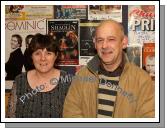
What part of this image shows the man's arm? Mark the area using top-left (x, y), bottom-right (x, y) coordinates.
top-left (136, 74), bottom-right (155, 118)
top-left (63, 75), bottom-right (83, 118)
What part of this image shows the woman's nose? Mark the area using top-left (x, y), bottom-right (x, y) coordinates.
top-left (41, 53), bottom-right (46, 61)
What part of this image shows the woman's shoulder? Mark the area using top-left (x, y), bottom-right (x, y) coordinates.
top-left (15, 72), bottom-right (27, 81)
top-left (14, 72), bottom-right (28, 91)
top-left (60, 69), bottom-right (68, 76)
top-left (58, 70), bottom-right (72, 86)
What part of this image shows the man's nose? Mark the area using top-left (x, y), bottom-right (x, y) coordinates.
top-left (102, 40), bottom-right (108, 48)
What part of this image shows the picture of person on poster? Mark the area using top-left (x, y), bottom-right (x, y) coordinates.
top-left (5, 34), bottom-right (24, 80)
top-left (144, 55), bottom-right (155, 77)
top-left (126, 46), bottom-right (141, 67)
top-left (24, 34), bottom-right (34, 71)
top-left (66, 31), bottom-right (78, 48)
top-left (66, 31), bottom-right (79, 60)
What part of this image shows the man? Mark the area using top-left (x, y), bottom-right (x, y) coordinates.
top-left (24, 34), bottom-right (34, 71)
top-left (63, 20), bottom-right (154, 118)
top-left (5, 34), bottom-right (24, 80)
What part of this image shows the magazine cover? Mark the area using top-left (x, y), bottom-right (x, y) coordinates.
top-left (5, 18), bottom-right (46, 82)
top-left (5, 5), bottom-right (25, 20)
top-left (47, 19), bottom-right (79, 66)
top-left (54, 5), bottom-right (87, 19)
top-left (126, 45), bottom-right (142, 68)
top-left (128, 5), bottom-right (155, 45)
top-left (80, 20), bottom-right (100, 65)
top-left (142, 43), bottom-right (155, 80)
top-left (88, 5), bottom-right (122, 22)
top-left (5, 5), bottom-right (54, 20)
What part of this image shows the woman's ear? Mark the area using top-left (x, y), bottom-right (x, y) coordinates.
top-left (122, 35), bottom-right (128, 49)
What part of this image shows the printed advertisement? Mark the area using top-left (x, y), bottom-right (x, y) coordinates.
top-left (128, 5), bottom-right (155, 45)
top-left (5, 5), bottom-right (54, 20)
top-left (88, 5), bottom-right (122, 22)
top-left (80, 20), bottom-right (100, 65)
top-left (47, 19), bottom-right (79, 66)
top-left (54, 5), bottom-right (87, 19)
top-left (142, 43), bottom-right (155, 80)
top-left (5, 19), bottom-right (46, 85)
top-left (126, 45), bottom-right (142, 68)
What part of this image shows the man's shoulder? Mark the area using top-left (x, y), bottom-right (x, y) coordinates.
top-left (75, 66), bottom-right (91, 76)
top-left (124, 62), bottom-right (151, 80)
top-left (12, 48), bottom-right (24, 56)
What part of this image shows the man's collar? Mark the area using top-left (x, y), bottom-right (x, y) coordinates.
top-left (87, 55), bottom-right (100, 74)
top-left (99, 54), bottom-right (125, 77)
top-left (87, 52), bottom-right (128, 75)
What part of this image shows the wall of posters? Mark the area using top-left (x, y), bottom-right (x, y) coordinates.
top-left (128, 5), bottom-right (155, 81)
top-left (5, 5), bottom-right (156, 84)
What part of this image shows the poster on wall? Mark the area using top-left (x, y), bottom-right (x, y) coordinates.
top-left (142, 43), bottom-right (155, 80)
top-left (54, 5), bottom-right (87, 19)
top-left (5, 5), bottom-right (54, 20)
top-left (80, 20), bottom-right (100, 65)
top-left (5, 19), bottom-right (46, 89)
top-left (126, 45), bottom-right (142, 68)
top-left (128, 5), bottom-right (155, 45)
top-left (88, 5), bottom-right (122, 22)
top-left (47, 19), bottom-right (79, 66)
top-left (5, 5), bottom-right (25, 20)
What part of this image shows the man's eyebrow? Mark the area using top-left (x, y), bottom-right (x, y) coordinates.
top-left (96, 37), bottom-right (104, 40)
top-left (107, 36), bottom-right (117, 38)
top-left (96, 36), bottom-right (116, 39)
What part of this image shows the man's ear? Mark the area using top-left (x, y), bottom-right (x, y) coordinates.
top-left (122, 35), bottom-right (128, 49)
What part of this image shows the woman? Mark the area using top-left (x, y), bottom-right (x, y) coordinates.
top-left (6, 33), bottom-right (71, 118)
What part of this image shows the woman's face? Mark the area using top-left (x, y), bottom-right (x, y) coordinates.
top-left (32, 48), bottom-right (57, 73)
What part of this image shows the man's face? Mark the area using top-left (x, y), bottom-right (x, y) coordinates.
top-left (146, 57), bottom-right (155, 76)
top-left (11, 37), bottom-right (19, 49)
top-left (95, 22), bottom-right (127, 65)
